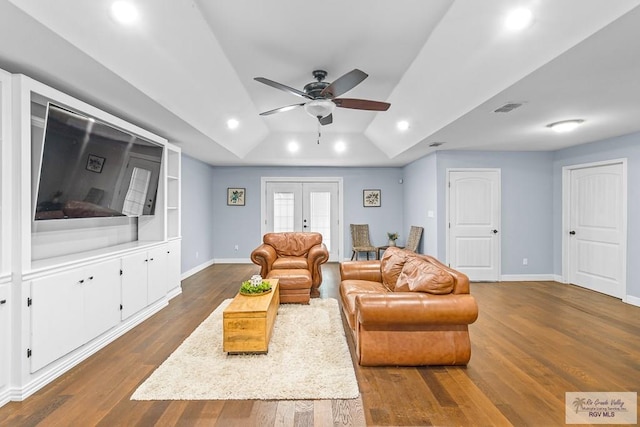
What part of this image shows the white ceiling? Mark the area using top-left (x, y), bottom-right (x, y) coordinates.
top-left (2, 0), bottom-right (640, 167)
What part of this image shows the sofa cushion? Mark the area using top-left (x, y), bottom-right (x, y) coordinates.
top-left (380, 247), bottom-right (412, 291)
top-left (394, 257), bottom-right (455, 294)
top-left (340, 280), bottom-right (388, 329)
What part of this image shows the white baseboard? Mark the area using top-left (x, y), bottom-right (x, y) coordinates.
top-left (212, 258), bottom-right (251, 264)
top-left (624, 294), bottom-right (640, 307)
top-left (181, 259), bottom-right (215, 280)
top-left (500, 274), bottom-right (557, 282)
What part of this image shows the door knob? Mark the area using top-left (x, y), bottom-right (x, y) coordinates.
top-left (492, 229), bottom-right (499, 234)
top-left (569, 230), bottom-right (576, 235)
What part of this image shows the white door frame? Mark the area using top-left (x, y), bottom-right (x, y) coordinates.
top-left (261, 176), bottom-right (343, 261)
top-left (561, 158), bottom-right (627, 300)
top-left (445, 168), bottom-right (501, 280)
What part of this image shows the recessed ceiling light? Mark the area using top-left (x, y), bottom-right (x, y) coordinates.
top-left (226, 118), bottom-right (239, 130)
top-left (397, 120), bottom-right (410, 131)
top-left (110, 1), bottom-right (139, 25)
top-left (547, 119), bottom-right (585, 133)
top-left (334, 140), bottom-right (346, 153)
top-left (505, 8), bottom-right (533, 31)
top-left (287, 141), bottom-right (299, 153)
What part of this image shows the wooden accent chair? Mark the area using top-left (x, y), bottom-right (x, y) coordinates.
top-left (405, 226), bottom-right (424, 252)
top-left (350, 224), bottom-right (377, 260)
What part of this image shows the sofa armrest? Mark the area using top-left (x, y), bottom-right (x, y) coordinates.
top-left (355, 293), bottom-right (478, 326)
top-left (307, 243), bottom-right (329, 286)
top-left (340, 261), bottom-right (382, 282)
top-left (250, 244), bottom-right (277, 278)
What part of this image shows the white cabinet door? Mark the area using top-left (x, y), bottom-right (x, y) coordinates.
top-left (83, 259), bottom-right (121, 341)
top-left (147, 246), bottom-right (168, 304)
top-left (166, 240), bottom-right (181, 293)
top-left (31, 269), bottom-right (85, 373)
top-left (121, 252), bottom-right (149, 320)
top-left (0, 284), bottom-right (8, 388)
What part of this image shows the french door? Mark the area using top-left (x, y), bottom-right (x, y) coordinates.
top-left (263, 180), bottom-right (340, 261)
top-left (447, 169), bottom-right (501, 281)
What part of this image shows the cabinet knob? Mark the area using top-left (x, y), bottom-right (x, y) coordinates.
top-left (0, 299), bottom-right (6, 305)
top-left (79, 279), bottom-right (85, 284)
top-left (89, 276), bottom-right (94, 280)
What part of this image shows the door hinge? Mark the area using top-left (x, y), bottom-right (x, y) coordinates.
top-left (27, 348), bottom-right (32, 358)
top-left (27, 297), bottom-right (32, 307)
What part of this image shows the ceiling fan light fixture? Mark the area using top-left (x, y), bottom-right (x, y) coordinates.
top-left (547, 119), bottom-right (584, 133)
top-left (304, 99), bottom-right (335, 118)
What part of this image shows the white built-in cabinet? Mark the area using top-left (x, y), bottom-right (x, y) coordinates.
top-left (0, 284), bottom-right (8, 391)
top-left (30, 259), bottom-right (121, 373)
top-left (2, 73), bottom-right (182, 406)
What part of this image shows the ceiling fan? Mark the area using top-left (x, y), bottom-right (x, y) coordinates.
top-left (254, 69), bottom-right (391, 126)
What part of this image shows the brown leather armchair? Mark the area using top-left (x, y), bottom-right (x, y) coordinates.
top-left (251, 232), bottom-right (329, 299)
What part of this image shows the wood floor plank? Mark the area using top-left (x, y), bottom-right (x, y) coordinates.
top-left (1, 264), bottom-right (639, 426)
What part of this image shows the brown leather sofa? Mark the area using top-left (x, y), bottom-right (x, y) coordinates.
top-left (339, 246), bottom-right (478, 366)
top-left (251, 232), bottom-right (329, 302)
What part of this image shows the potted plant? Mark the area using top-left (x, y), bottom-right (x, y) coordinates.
top-left (387, 232), bottom-right (399, 247)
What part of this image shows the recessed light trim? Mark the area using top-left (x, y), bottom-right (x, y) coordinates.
top-left (397, 120), bottom-right (410, 131)
top-left (505, 8), bottom-right (533, 31)
top-left (226, 118), bottom-right (239, 130)
top-left (334, 140), bottom-right (346, 153)
top-left (287, 141), bottom-right (299, 153)
top-left (547, 119), bottom-right (584, 133)
top-left (110, 1), bottom-right (139, 25)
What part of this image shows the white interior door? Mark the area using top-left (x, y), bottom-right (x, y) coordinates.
top-left (447, 169), bottom-right (501, 281)
top-left (265, 181), bottom-right (339, 261)
top-left (567, 162), bottom-right (626, 298)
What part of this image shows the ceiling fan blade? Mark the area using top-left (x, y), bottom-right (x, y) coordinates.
top-left (318, 114), bottom-right (333, 126)
top-left (254, 77), bottom-right (311, 99)
top-left (333, 98), bottom-right (391, 111)
top-left (320, 69), bottom-right (368, 98)
top-left (259, 103), bottom-right (305, 116)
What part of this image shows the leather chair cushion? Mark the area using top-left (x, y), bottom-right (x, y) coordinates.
top-left (394, 257), bottom-right (454, 294)
top-left (273, 256), bottom-right (308, 270)
top-left (380, 246), bottom-right (412, 291)
top-left (264, 233), bottom-right (323, 257)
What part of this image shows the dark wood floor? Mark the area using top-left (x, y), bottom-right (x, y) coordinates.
top-left (1, 262), bottom-right (638, 426)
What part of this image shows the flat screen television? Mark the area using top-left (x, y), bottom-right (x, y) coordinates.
top-left (34, 103), bottom-right (164, 221)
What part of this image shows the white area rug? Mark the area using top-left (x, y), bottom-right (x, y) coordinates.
top-left (131, 298), bottom-right (359, 400)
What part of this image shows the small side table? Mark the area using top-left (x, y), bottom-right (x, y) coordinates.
top-left (377, 245), bottom-right (404, 259)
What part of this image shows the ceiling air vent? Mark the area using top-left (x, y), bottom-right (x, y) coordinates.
top-left (494, 102), bottom-right (523, 113)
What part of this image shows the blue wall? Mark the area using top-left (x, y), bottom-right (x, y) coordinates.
top-left (179, 131), bottom-right (640, 301)
top-left (552, 132), bottom-right (640, 299)
top-left (209, 166), bottom-right (404, 260)
top-left (180, 154), bottom-right (215, 274)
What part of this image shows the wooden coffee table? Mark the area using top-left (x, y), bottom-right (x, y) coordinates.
top-left (223, 279), bottom-right (279, 354)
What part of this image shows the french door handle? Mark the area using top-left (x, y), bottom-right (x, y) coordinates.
top-left (569, 230), bottom-right (576, 235)
top-left (492, 229), bottom-right (499, 234)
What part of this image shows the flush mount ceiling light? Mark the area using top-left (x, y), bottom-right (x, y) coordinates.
top-left (226, 118), bottom-right (239, 130)
top-left (303, 99), bottom-right (335, 119)
top-left (397, 120), bottom-right (410, 131)
top-left (505, 7), bottom-right (533, 30)
top-left (547, 119), bottom-right (585, 133)
top-left (110, 1), bottom-right (139, 25)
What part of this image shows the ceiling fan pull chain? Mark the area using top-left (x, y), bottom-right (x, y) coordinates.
top-left (317, 121), bottom-right (321, 144)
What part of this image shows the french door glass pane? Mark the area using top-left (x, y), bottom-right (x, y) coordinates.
top-left (122, 167), bottom-right (151, 216)
top-left (310, 191), bottom-right (331, 251)
top-left (273, 192), bottom-right (294, 232)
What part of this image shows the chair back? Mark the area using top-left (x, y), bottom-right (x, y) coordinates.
top-left (350, 224), bottom-right (373, 247)
top-left (405, 226), bottom-right (424, 252)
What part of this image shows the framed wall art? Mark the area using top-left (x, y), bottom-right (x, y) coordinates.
top-left (363, 189), bottom-right (381, 207)
top-left (86, 154), bottom-right (105, 173)
top-left (227, 188), bottom-right (246, 206)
